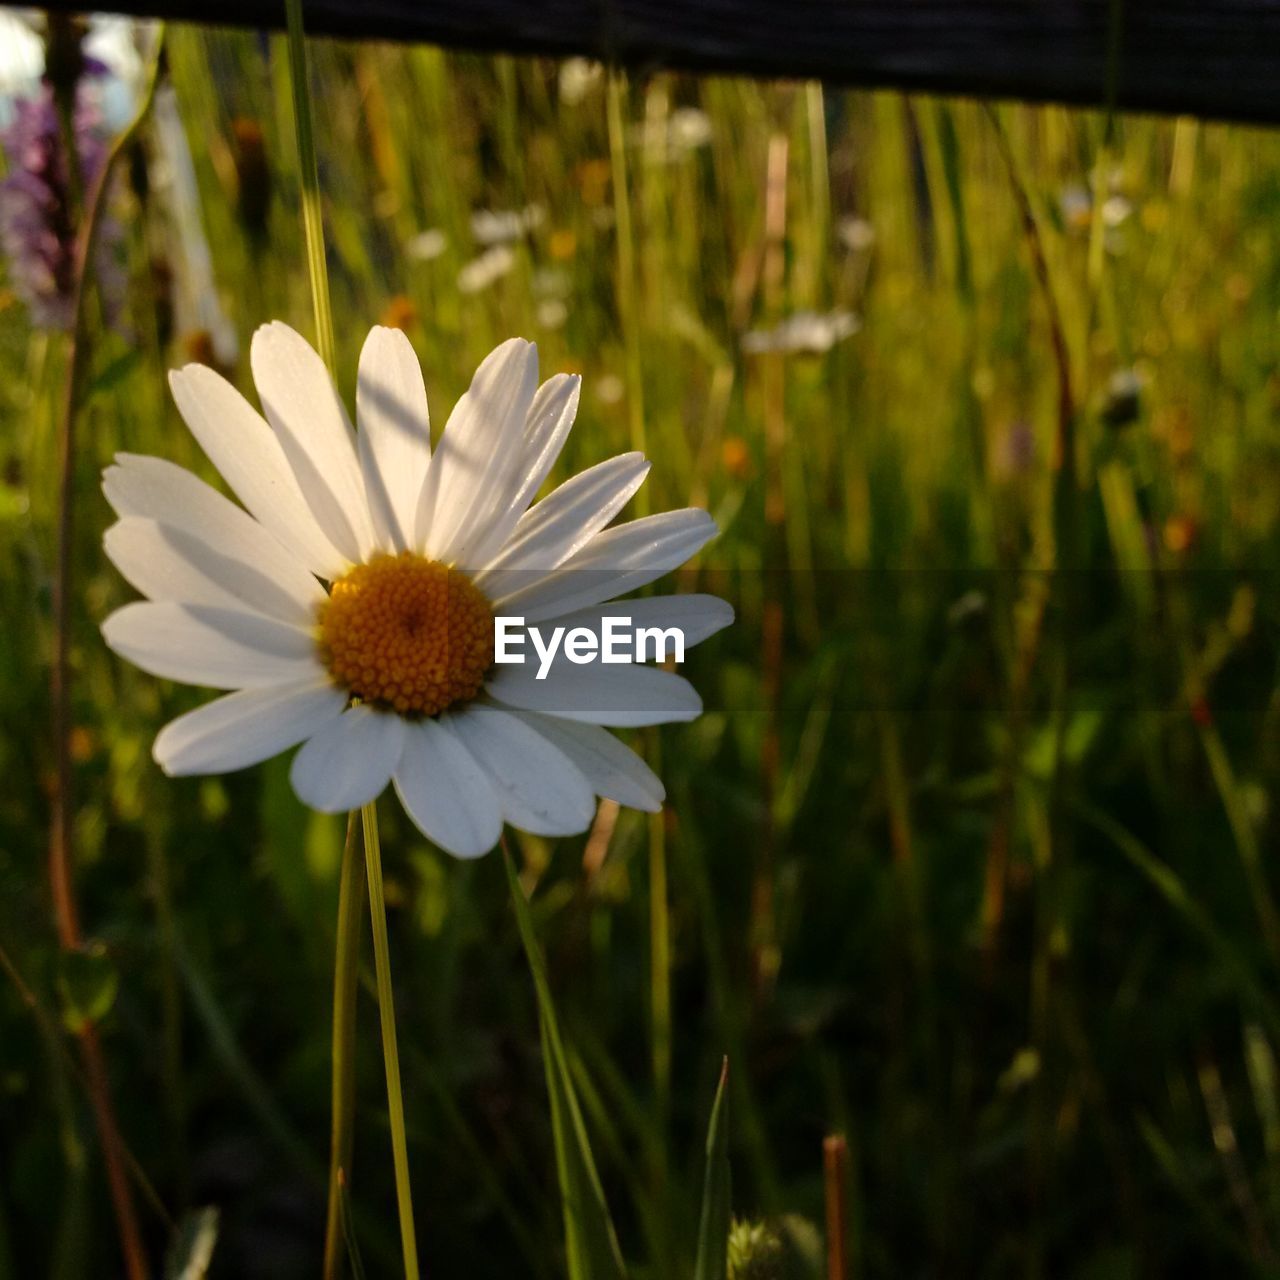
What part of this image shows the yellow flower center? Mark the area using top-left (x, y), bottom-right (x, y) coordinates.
top-left (318, 552), bottom-right (494, 716)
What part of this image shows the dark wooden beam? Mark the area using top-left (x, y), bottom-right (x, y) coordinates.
top-left (24, 0), bottom-right (1280, 124)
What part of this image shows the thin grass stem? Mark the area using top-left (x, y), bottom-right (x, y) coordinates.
top-left (363, 800), bottom-right (421, 1280)
top-left (324, 811), bottom-right (366, 1280)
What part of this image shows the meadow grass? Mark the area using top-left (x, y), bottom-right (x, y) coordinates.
top-left (3, 21), bottom-right (1280, 1278)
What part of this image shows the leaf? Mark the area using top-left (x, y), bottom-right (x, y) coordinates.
top-left (165, 1206), bottom-right (219, 1279)
top-left (56, 942), bottom-right (119, 1034)
top-left (503, 845), bottom-right (628, 1280)
top-left (694, 1058), bottom-right (731, 1280)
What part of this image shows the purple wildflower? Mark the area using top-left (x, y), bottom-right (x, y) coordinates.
top-left (0, 66), bottom-right (121, 330)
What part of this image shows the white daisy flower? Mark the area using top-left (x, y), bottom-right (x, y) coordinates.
top-left (100, 324), bottom-right (731, 858)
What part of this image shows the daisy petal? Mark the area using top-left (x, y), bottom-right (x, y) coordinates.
top-left (167, 365), bottom-right (347, 578)
top-left (104, 516), bottom-right (325, 626)
top-left (289, 705), bottom-right (405, 813)
top-left (493, 508), bottom-right (718, 621)
top-left (153, 678), bottom-right (347, 775)
top-left (469, 372), bottom-right (582, 562)
top-left (357, 325), bottom-right (431, 552)
top-left (446, 705), bottom-right (595, 835)
top-left (506, 710), bottom-right (665, 811)
top-left (250, 322), bottom-right (377, 564)
top-left (393, 718), bottom-right (503, 858)
top-left (487, 661), bottom-right (702, 727)
top-left (415, 338), bottom-right (539, 565)
top-left (540, 594), bottom-right (735, 656)
top-left (102, 602), bottom-right (320, 689)
top-left (473, 452), bottom-right (650, 597)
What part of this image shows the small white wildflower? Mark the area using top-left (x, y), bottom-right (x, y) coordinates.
top-left (405, 228), bottom-right (448, 262)
top-left (595, 373), bottom-right (625, 405)
top-left (536, 298), bottom-right (568, 330)
top-left (471, 204), bottom-right (545, 246)
top-left (457, 244), bottom-right (516, 294)
top-left (668, 107), bottom-right (713, 152)
top-left (837, 216), bottom-right (875, 252)
top-left (1101, 195), bottom-right (1133, 227)
top-left (558, 57), bottom-right (602, 106)
top-left (741, 310), bottom-right (860, 356)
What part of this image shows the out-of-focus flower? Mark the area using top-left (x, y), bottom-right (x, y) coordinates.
top-left (0, 54), bottom-right (120, 329)
top-left (1100, 368), bottom-right (1143, 429)
top-left (548, 228), bottom-right (577, 261)
top-left (595, 372), bottom-right (624, 405)
top-left (457, 244), bottom-right (515, 294)
top-left (380, 294), bottom-right (418, 331)
top-left (1101, 194), bottom-right (1132, 227)
top-left (558, 57), bottom-right (602, 106)
top-left (100, 324), bottom-right (730, 857)
top-left (837, 215), bottom-right (875, 252)
top-left (230, 117), bottom-right (270, 238)
top-left (721, 435), bottom-right (752, 480)
top-left (405, 227), bottom-right (447, 262)
top-left (535, 298), bottom-right (568, 330)
top-left (1163, 513), bottom-right (1198, 556)
top-left (668, 107), bottom-right (712, 152)
top-left (1059, 184), bottom-right (1092, 233)
top-left (471, 203), bottom-right (544, 246)
top-left (741, 309), bottom-right (860, 356)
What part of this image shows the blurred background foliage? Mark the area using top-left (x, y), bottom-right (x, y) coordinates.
top-left (4, 14), bottom-right (1280, 1278)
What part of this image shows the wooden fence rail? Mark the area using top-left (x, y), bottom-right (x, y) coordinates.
top-left (20, 0), bottom-right (1280, 123)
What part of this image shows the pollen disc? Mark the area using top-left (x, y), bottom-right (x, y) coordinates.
top-left (319, 552), bottom-right (494, 716)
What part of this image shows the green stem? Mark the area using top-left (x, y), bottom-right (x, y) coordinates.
top-left (284, 0), bottom-right (336, 368)
top-left (324, 811), bottom-right (365, 1280)
top-left (363, 801), bottom-right (421, 1279)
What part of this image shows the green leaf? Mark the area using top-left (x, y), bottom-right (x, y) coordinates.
top-left (56, 942), bottom-right (119, 1034)
top-left (503, 846), bottom-right (628, 1280)
top-left (165, 1206), bottom-right (219, 1279)
top-left (694, 1058), bottom-right (732, 1280)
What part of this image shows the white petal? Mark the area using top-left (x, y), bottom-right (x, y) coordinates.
top-left (392, 718), bottom-right (503, 858)
top-left (102, 602), bottom-right (320, 689)
top-left (356, 326), bottom-right (431, 552)
top-left (289, 705), bottom-right (405, 813)
top-left (104, 516), bottom-right (324, 626)
top-left (506, 710), bottom-right (665, 812)
top-left (153, 678), bottom-right (347, 775)
top-left (486, 662), bottom-right (702, 727)
top-left (250, 322), bottom-right (377, 564)
top-left (415, 339), bottom-right (539, 565)
top-left (467, 372), bottom-right (582, 563)
top-left (541, 594), bottom-right (735, 655)
top-left (473, 453), bottom-right (649, 598)
top-left (446, 705), bottom-right (595, 835)
top-left (510, 374), bottom-right (580, 514)
top-left (167, 366), bottom-right (347, 578)
top-left (493, 508), bottom-right (718, 621)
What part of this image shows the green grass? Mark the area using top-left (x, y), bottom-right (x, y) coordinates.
top-left (4, 22), bottom-right (1280, 1278)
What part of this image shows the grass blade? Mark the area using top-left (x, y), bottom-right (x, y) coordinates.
top-left (694, 1058), bottom-right (731, 1280)
top-left (502, 841), bottom-right (627, 1280)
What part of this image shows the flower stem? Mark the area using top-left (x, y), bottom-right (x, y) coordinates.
top-left (362, 800), bottom-right (421, 1279)
top-left (284, 0), bottom-right (336, 368)
top-left (50, 31), bottom-right (165, 1280)
top-left (323, 811), bottom-right (365, 1280)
